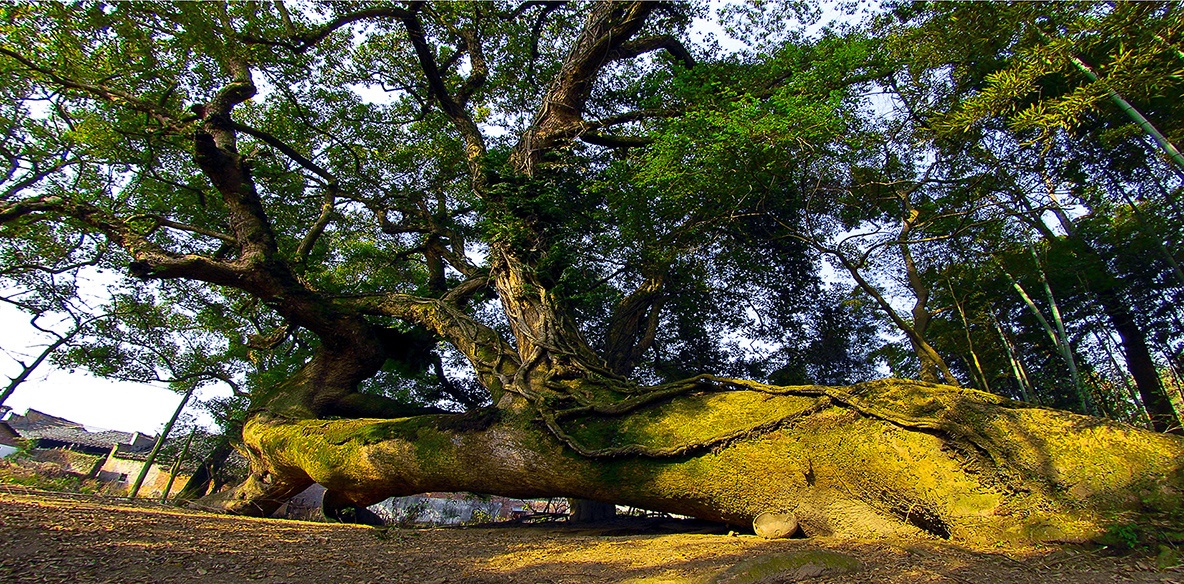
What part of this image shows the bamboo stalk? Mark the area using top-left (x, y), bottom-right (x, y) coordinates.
top-left (160, 427), bottom-right (196, 504)
top-left (129, 386), bottom-right (195, 499)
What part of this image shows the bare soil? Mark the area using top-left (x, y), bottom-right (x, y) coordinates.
top-left (0, 489), bottom-right (1181, 583)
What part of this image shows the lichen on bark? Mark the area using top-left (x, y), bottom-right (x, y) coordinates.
top-left (215, 378), bottom-right (1184, 545)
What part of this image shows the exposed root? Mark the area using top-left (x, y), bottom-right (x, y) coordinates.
top-left (534, 374), bottom-right (1013, 466)
top-left (539, 395), bottom-right (834, 458)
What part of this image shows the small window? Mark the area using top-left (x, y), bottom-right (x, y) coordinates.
top-left (118, 473), bottom-right (128, 482)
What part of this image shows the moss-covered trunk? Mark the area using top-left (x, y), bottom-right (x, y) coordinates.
top-left (212, 379), bottom-right (1183, 544)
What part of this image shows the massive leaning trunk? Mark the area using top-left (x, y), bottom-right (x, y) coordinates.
top-left (211, 377), bottom-right (1184, 545)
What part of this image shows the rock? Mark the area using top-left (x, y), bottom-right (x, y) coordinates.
top-left (752, 511), bottom-right (798, 539)
top-left (711, 550), bottom-right (861, 583)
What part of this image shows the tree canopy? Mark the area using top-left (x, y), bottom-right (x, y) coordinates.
top-left (1, 0), bottom-right (1183, 543)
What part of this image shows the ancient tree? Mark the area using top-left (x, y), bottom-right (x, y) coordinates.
top-left (1, 1), bottom-right (1181, 543)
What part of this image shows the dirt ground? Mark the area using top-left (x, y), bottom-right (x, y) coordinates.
top-left (0, 489), bottom-right (1181, 584)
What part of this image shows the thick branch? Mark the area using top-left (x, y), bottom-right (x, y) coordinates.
top-left (602, 276), bottom-right (664, 375)
top-left (0, 195), bottom-right (245, 285)
top-left (454, 28), bottom-right (488, 107)
top-left (295, 187), bottom-right (337, 264)
top-left (400, 5), bottom-right (487, 184)
top-left (190, 135), bottom-right (275, 258)
top-left (510, 1), bottom-right (657, 174)
top-left (609, 34), bottom-right (696, 68)
top-left (344, 293), bottom-right (521, 400)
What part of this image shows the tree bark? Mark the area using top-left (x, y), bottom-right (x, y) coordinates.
top-left (209, 378), bottom-right (1184, 544)
top-left (1092, 285), bottom-right (1182, 433)
top-left (1036, 195), bottom-right (1181, 433)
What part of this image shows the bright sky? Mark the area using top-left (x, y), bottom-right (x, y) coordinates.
top-left (0, 302), bottom-right (224, 435)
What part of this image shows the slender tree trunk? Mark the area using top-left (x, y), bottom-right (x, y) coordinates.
top-left (948, 281), bottom-right (989, 392)
top-left (999, 264), bottom-right (1091, 413)
top-left (130, 385), bottom-right (195, 499)
top-left (1066, 52), bottom-right (1184, 178)
top-left (899, 208), bottom-right (959, 386)
top-left (161, 428), bottom-right (196, 504)
top-left (828, 252), bottom-right (956, 386)
top-left (1026, 245), bottom-right (1095, 413)
top-left (991, 314), bottom-right (1033, 404)
top-left (1037, 183), bottom-right (1180, 431)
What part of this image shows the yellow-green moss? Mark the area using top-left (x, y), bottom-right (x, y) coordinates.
top-left (564, 391), bottom-right (821, 451)
top-left (236, 379), bottom-right (1184, 545)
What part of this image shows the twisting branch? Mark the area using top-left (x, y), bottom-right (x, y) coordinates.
top-left (230, 121), bottom-right (336, 183)
top-left (0, 313), bottom-right (89, 408)
top-left (238, 6), bottom-right (413, 53)
top-left (293, 7), bottom-right (411, 52)
top-left (400, 4), bottom-right (487, 182)
top-left (453, 28), bottom-right (488, 107)
top-left (510, 1), bottom-right (659, 174)
top-left (1, 160), bottom-right (76, 201)
top-left (295, 186), bottom-right (337, 264)
top-left (608, 35), bottom-right (696, 68)
top-left (246, 323), bottom-right (292, 351)
top-left (602, 275), bottom-right (664, 375)
top-left (522, 1), bottom-right (566, 71)
top-left (343, 292), bottom-right (522, 401)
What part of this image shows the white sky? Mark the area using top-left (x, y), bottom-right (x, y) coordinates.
top-left (1, 304), bottom-right (177, 434)
top-left (0, 301), bottom-right (225, 434)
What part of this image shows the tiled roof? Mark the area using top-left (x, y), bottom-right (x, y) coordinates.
top-left (5, 409), bottom-right (153, 452)
top-left (20, 426), bottom-right (135, 451)
top-left (5, 409), bottom-right (82, 432)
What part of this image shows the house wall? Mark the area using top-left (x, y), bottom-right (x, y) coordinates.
top-left (95, 456), bottom-right (190, 499)
top-left (369, 493), bottom-right (517, 525)
top-left (271, 483), bottom-right (327, 521)
top-left (31, 449), bottom-right (104, 476)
